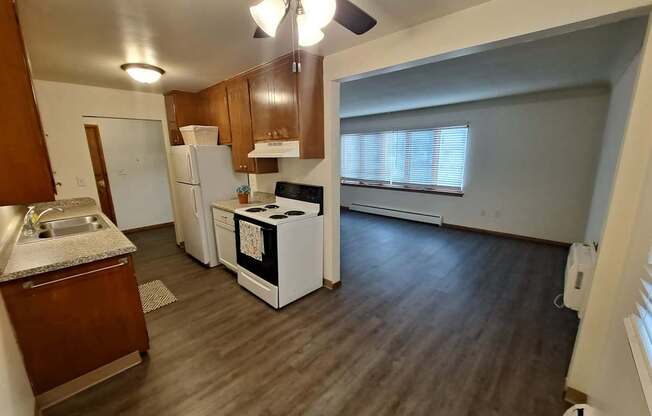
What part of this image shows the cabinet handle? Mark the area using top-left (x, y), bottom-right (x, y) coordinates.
top-left (22, 258), bottom-right (129, 289)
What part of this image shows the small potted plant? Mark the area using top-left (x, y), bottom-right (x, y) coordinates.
top-left (236, 184), bottom-right (251, 204)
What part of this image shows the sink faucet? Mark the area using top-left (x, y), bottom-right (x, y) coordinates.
top-left (24, 206), bottom-right (64, 235)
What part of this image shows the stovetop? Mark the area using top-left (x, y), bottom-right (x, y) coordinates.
top-left (235, 199), bottom-right (319, 225)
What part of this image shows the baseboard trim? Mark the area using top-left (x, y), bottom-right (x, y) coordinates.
top-left (443, 223), bottom-right (571, 247)
top-left (36, 351), bottom-right (142, 410)
top-left (564, 386), bottom-right (588, 404)
top-left (342, 207), bottom-right (569, 247)
top-left (123, 222), bottom-right (174, 234)
top-left (323, 278), bottom-right (341, 290)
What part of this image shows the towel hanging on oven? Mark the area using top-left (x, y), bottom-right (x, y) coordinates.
top-left (239, 220), bottom-right (264, 261)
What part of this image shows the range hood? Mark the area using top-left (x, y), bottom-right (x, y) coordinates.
top-left (248, 140), bottom-right (300, 158)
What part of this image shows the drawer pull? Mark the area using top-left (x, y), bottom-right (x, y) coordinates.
top-left (23, 257), bottom-right (129, 289)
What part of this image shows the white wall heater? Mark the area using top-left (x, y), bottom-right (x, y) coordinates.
top-left (349, 203), bottom-right (443, 226)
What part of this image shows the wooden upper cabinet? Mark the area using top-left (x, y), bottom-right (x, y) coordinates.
top-left (248, 55), bottom-right (300, 142)
top-left (164, 91), bottom-right (203, 146)
top-left (246, 51), bottom-right (323, 159)
top-left (200, 82), bottom-right (232, 144)
top-left (0, 0), bottom-right (56, 204)
top-left (226, 78), bottom-right (277, 174)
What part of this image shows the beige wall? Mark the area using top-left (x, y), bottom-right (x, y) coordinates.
top-left (339, 87), bottom-right (609, 244)
top-left (32, 80), bottom-right (181, 242)
top-left (584, 54), bottom-right (641, 245)
top-left (568, 14), bottom-right (652, 412)
top-left (0, 296), bottom-right (34, 416)
top-left (253, 0), bottom-right (652, 286)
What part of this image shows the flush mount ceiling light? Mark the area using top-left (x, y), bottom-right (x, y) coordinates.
top-left (120, 63), bottom-right (165, 84)
top-left (251, 0), bottom-right (377, 47)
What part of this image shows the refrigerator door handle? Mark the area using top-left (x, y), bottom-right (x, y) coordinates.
top-left (186, 153), bottom-right (193, 181)
top-left (192, 187), bottom-right (199, 218)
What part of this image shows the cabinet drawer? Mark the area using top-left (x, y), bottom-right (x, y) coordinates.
top-left (238, 268), bottom-right (278, 308)
top-left (212, 207), bottom-right (234, 227)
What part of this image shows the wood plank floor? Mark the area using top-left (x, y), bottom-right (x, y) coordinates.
top-left (44, 211), bottom-right (578, 416)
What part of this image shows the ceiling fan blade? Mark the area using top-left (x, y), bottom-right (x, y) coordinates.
top-left (253, 26), bottom-right (270, 38)
top-left (334, 0), bottom-right (377, 35)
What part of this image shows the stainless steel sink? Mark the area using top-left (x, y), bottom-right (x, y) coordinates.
top-left (18, 215), bottom-right (108, 244)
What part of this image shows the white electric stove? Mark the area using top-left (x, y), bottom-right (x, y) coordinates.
top-left (234, 182), bottom-right (324, 309)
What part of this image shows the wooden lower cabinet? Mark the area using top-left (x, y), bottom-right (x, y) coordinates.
top-left (0, 255), bottom-right (149, 395)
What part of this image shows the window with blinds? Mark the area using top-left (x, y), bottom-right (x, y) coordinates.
top-left (625, 264), bottom-right (652, 413)
top-left (341, 125), bottom-right (469, 193)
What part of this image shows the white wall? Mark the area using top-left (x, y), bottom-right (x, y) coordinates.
top-left (338, 87), bottom-right (609, 243)
top-left (0, 296), bottom-right (34, 416)
top-left (251, 0), bottom-right (652, 285)
top-left (567, 13), bottom-right (652, 407)
top-left (584, 54), bottom-right (641, 245)
top-left (83, 117), bottom-right (174, 231)
top-left (587, 142), bottom-right (652, 415)
top-left (33, 80), bottom-right (182, 242)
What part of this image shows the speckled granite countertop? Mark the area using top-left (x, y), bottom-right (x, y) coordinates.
top-left (211, 192), bottom-right (276, 213)
top-left (0, 198), bottom-right (136, 283)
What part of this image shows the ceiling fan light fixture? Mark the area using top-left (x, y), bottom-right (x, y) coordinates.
top-left (120, 63), bottom-right (165, 84)
top-left (250, 0), bottom-right (287, 37)
top-left (296, 13), bottom-right (324, 47)
top-left (301, 0), bottom-right (336, 28)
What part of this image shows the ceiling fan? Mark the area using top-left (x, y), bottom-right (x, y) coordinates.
top-left (250, 0), bottom-right (377, 47)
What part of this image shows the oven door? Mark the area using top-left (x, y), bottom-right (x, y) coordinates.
top-left (234, 214), bottom-right (278, 286)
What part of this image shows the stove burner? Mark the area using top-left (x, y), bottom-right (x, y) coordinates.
top-left (285, 210), bottom-right (305, 216)
top-left (246, 207), bottom-right (266, 213)
top-left (269, 214), bottom-right (288, 220)
top-left (265, 204), bottom-right (279, 209)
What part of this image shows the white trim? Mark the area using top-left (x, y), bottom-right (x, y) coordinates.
top-left (624, 315), bottom-right (652, 415)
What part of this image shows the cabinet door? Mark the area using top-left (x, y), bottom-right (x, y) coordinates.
top-left (0, 1), bottom-right (56, 204)
top-left (249, 57), bottom-right (300, 142)
top-left (0, 255), bottom-right (149, 394)
top-left (226, 78), bottom-right (254, 172)
top-left (164, 91), bottom-right (202, 128)
top-left (203, 83), bottom-right (232, 144)
top-left (168, 123), bottom-right (184, 146)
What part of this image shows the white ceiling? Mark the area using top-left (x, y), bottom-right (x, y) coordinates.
top-left (16, 0), bottom-right (490, 93)
top-left (340, 17), bottom-right (648, 118)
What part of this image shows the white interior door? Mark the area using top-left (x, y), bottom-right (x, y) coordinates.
top-left (175, 182), bottom-right (209, 264)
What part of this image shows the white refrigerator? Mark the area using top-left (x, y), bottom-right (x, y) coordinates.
top-left (171, 145), bottom-right (246, 267)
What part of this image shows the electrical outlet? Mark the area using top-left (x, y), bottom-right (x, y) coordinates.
top-left (494, 210), bottom-right (501, 218)
top-left (76, 177), bottom-right (87, 187)
top-left (480, 209), bottom-right (486, 216)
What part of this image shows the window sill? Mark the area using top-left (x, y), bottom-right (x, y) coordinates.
top-left (340, 181), bottom-right (464, 197)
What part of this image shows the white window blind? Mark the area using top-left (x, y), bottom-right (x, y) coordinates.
top-left (341, 125), bottom-right (468, 193)
top-left (624, 264), bottom-right (652, 414)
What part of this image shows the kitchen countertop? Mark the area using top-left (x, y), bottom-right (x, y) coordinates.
top-left (211, 192), bottom-right (276, 213)
top-left (0, 198), bottom-right (136, 283)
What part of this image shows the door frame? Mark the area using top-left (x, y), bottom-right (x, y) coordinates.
top-left (84, 124), bottom-right (117, 224)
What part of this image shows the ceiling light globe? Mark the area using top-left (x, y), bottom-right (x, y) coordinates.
top-left (250, 0), bottom-right (286, 37)
top-left (301, 0), bottom-right (336, 28)
top-left (297, 13), bottom-right (325, 47)
top-left (121, 64), bottom-right (165, 84)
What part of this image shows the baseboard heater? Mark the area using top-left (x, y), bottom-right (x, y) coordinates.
top-left (349, 203), bottom-right (442, 226)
